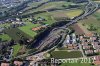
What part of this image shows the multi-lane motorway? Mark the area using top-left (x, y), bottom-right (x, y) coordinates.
top-left (16, 0), bottom-right (99, 59)
top-left (32, 0), bottom-right (99, 54)
top-left (66, 0), bottom-right (98, 27)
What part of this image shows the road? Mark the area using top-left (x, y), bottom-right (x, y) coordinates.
top-left (15, 0), bottom-right (99, 59)
top-left (65, 0), bottom-right (98, 27)
top-left (31, 0), bottom-right (99, 56)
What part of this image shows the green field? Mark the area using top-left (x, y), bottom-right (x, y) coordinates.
top-left (51, 51), bottom-right (82, 59)
top-left (93, 12), bottom-right (100, 20)
top-left (78, 13), bottom-right (100, 34)
top-left (19, 23), bottom-right (40, 37)
top-left (13, 44), bottom-right (22, 56)
top-left (22, 0), bottom-right (49, 13)
top-left (37, 1), bottom-right (73, 10)
top-left (4, 28), bottom-right (32, 41)
top-left (34, 12), bottom-right (56, 25)
top-left (34, 9), bottom-right (83, 24)
top-left (61, 63), bottom-right (94, 66)
top-left (0, 23), bottom-right (11, 28)
top-left (50, 9), bottom-right (83, 19)
top-left (0, 34), bottom-right (11, 41)
top-left (66, 9), bottom-right (83, 19)
top-left (22, 1), bottom-right (73, 15)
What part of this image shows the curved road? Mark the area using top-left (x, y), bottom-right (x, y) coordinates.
top-left (16, 0), bottom-right (99, 58)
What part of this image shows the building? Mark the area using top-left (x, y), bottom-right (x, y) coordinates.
top-left (93, 56), bottom-right (100, 65)
top-left (1, 62), bottom-right (10, 66)
top-left (14, 60), bottom-right (23, 66)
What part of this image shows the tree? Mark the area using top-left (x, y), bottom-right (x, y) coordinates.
top-left (9, 39), bottom-right (15, 46)
top-left (62, 5), bottom-right (66, 7)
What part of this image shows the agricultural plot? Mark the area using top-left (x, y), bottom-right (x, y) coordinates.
top-left (4, 28), bottom-right (32, 41)
top-left (0, 23), bottom-right (11, 28)
top-left (61, 63), bottom-right (94, 66)
top-left (78, 14), bottom-right (100, 35)
top-left (13, 44), bottom-right (22, 56)
top-left (19, 23), bottom-right (40, 37)
top-left (22, 1), bottom-right (73, 15)
top-left (22, 0), bottom-right (49, 12)
top-left (0, 34), bottom-right (11, 41)
top-left (93, 10), bottom-right (100, 20)
top-left (50, 9), bottom-right (83, 19)
top-left (51, 51), bottom-right (82, 59)
top-left (34, 9), bottom-right (83, 24)
top-left (66, 9), bottom-right (83, 19)
top-left (34, 12), bottom-right (56, 25)
top-left (37, 1), bottom-right (73, 10)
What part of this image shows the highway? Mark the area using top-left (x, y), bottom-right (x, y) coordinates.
top-left (30, 0), bottom-right (99, 55)
top-left (15, 0), bottom-right (99, 59)
top-left (66, 0), bottom-right (98, 27)
top-left (24, 1), bottom-right (100, 66)
top-left (34, 27), bottom-right (67, 53)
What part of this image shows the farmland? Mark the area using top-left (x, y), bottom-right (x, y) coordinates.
top-left (13, 44), bottom-right (22, 56)
top-left (78, 12), bottom-right (100, 35)
top-left (4, 28), bottom-right (32, 41)
top-left (0, 34), bottom-right (11, 41)
top-left (21, 0), bottom-right (49, 12)
top-left (22, 1), bottom-right (73, 15)
top-left (0, 23), bottom-right (11, 28)
top-left (51, 51), bottom-right (82, 59)
top-left (50, 9), bottom-right (83, 19)
top-left (34, 12), bottom-right (56, 25)
top-left (66, 9), bottom-right (83, 19)
top-left (36, 1), bottom-right (73, 10)
top-left (61, 63), bottom-right (94, 66)
top-left (18, 22), bottom-right (40, 37)
top-left (34, 9), bottom-right (83, 23)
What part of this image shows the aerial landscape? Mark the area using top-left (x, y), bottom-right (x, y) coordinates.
top-left (1, 0), bottom-right (100, 66)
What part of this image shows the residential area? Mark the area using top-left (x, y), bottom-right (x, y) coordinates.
top-left (0, 0), bottom-right (100, 66)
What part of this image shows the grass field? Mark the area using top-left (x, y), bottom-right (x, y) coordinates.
top-left (51, 51), bottom-right (82, 59)
top-left (37, 1), bottom-right (73, 10)
top-left (49, 9), bottom-right (83, 19)
top-left (78, 14), bottom-right (100, 34)
top-left (19, 23), bottom-right (40, 37)
top-left (13, 44), bottom-right (22, 56)
top-left (0, 34), bottom-right (11, 41)
top-left (93, 11), bottom-right (100, 20)
top-left (34, 9), bottom-right (83, 24)
top-left (22, 0), bottom-right (49, 13)
top-left (4, 28), bottom-right (32, 41)
top-left (61, 63), bottom-right (94, 66)
top-left (66, 9), bottom-right (83, 19)
top-left (60, 58), bottom-right (95, 66)
top-left (22, 1), bottom-right (73, 15)
top-left (0, 23), bottom-right (11, 27)
top-left (34, 12), bottom-right (56, 25)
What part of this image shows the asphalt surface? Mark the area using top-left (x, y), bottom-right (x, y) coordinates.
top-left (16, 0), bottom-right (99, 58)
top-left (32, 0), bottom-right (99, 55)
